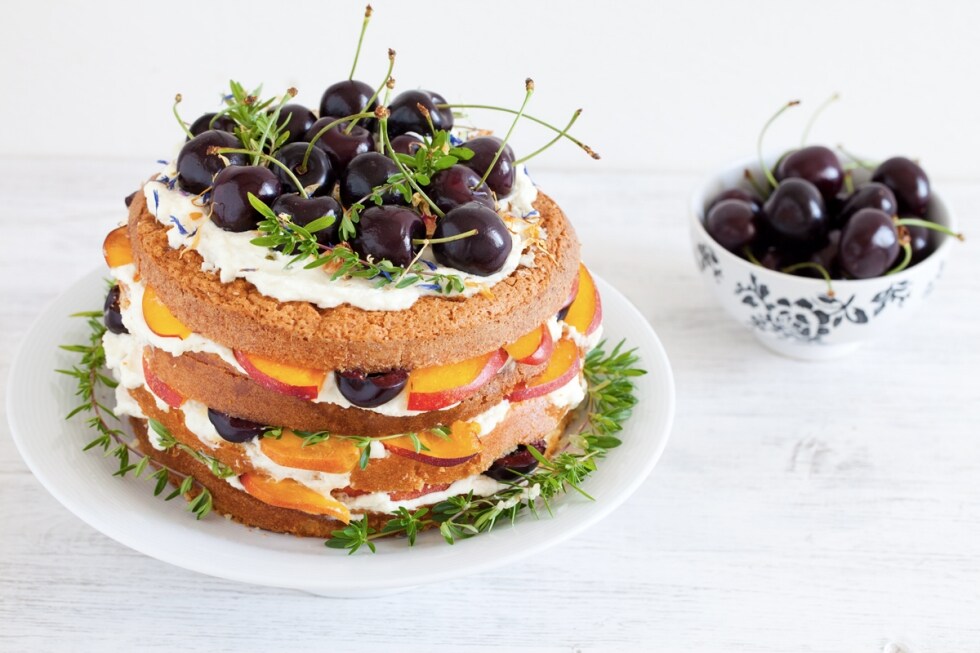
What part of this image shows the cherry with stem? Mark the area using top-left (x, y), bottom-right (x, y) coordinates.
top-left (345, 48), bottom-right (396, 135)
top-left (211, 147), bottom-right (310, 199)
top-left (378, 107), bottom-right (444, 217)
top-left (757, 100), bottom-right (800, 188)
top-left (475, 78), bottom-right (534, 189)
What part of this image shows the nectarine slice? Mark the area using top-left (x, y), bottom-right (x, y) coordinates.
top-left (142, 285), bottom-right (192, 339)
top-left (259, 430), bottom-right (361, 473)
top-left (239, 473), bottom-right (351, 523)
top-left (563, 264), bottom-right (602, 336)
top-left (504, 323), bottom-right (554, 365)
top-left (384, 421), bottom-right (481, 467)
top-left (102, 226), bottom-right (133, 268)
top-left (142, 354), bottom-right (184, 408)
top-left (234, 351), bottom-right (325, 401)
top-left (407, 349), bottom-right (508, 411)
top-left (508, 338), bottom-right (581, 402)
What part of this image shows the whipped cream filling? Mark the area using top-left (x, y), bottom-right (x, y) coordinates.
top-left (143, 161), bottom-right (541, 312)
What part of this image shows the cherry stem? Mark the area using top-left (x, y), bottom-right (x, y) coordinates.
top-left (437, 103), bottom-right (600, 159)
top-left (836, 144), bottom-right (877, 170)
top-left (742, 245), bottom-right (762, 266)
top-left (172, 94), bottom-right (193, 139)
top-left (758, 100), bottom-right (800, 189)
top-left (212, 147), bottom-right (309, 199)
top-left (349, 4), bottom-right (373, 80)
top-left (475, 79), bottom-right (534, 189)
top-left (886, 243), bottom-right (913, 275)
top-left (781, 261), bottom-right (835, 297)
top-left (346, 49), bottom-right (395, 135)
top-left (302, 112), bottom-right (376, 170)
top-left (379, 113), bottom-right (444, 217)
top-left (800, 92), bottom-right (839, 147)
top-left (514, 108), bottom-right (581, 165)
top-left (894, 217), bottom-right (965, 241)
top-left (254, 88), bottom-right (296, 165)
top-left (412, 229), bottom-right (478, 246)
top-left (742, 169), bottom-right (767, 198)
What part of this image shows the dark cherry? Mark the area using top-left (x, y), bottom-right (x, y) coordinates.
top-left (335, 369), bottom-right (409, 408)
top-left (276, 104), bottom-right (316, 145)
top-left (206, 408), bottom-right (264, 443)
top-left (305, 117), bottom-right (374, 175)
top-left (799, 229), bottom-right (842, 279)
top-left (103, 285), bottom-right (128, 335)
top-left (387, 90), bottom-right (453, 138)
top-left (273, 142), bottom-right (335, 196)
top-left (762, 178), bottom-right (828, 243)
top-left (432, 202), bottom-right (512, 276)
top-left (124, 191), bottom-right (136, 207)
top-left (460, 136), bottom-right (516, 196)
top-left (319, 80), bottom-right (378, 132)
top-left (838, 182), bottom-right (898, 226)
top-left (483, 441), bottom-right (545, 481)
top-left (211, 165), bottom-right (281, 232)
top-left (709, 187), bottom-right (763, 214)
top-left (427, 165), bottom-right (495, 214)
top-left (350, 205), bottom-right (425, 267)
top-left (271, 193), bottom-right (341, 246)
top-left (907, 224), bottom-right (934, 264)
top-left (839, 208), bottom-right (900, 279)
top-left (391, 133), bottom-right (424, 155)
top-left (705, 199), bottom-right (757, 252)
top-left (775, 145), bottom-right (843, 202)
top-left (872, 156), bottom-right (930, 217)
top-left (188, 112), bottom-right (237, 139)
top-left (176, 130), bottom-right (247, 194)
top-left (339, 152), bottom-right (404, 208)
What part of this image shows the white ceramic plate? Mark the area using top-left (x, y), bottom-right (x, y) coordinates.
top-left (7, 267), bottom-right (675, 597)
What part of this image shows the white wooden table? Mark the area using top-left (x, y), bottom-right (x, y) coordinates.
top-left (2, 158), bottom-right (978, 652)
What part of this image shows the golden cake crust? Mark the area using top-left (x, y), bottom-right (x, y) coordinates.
top-left (128, 188), bottom-right (580, 371)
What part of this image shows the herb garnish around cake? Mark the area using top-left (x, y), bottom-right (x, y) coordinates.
top-left (58, 312), bottom-right (226, 520)
top-left (326, 340), bottom-right (645, 553)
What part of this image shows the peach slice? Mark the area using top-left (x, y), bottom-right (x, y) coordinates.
top-left (234, 351), bottom-right (326, 401)
top-left (102, 226), bottom-right (133, 268)
top-left (142, 354), bottom-right (184, 408)
top-left (563, 264), bottom-right (602, 336)
top-left (507, 338), bottom-right (581, 402)
top-left (384, 421), bottom-right (481, 467)
top-left (407, 349), bottom-right (508, 411)
top-left (504, 323), bottom-right (554, 366)
top-left (142, 285), bottom-right (192, 339)
top-left (259, 430), bottom-right (361, 474)
top-left (239, 473), bottom-right (351, 523)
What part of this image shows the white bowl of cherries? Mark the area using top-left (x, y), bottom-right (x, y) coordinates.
top-left (689, 103), bottom-right (962, 360)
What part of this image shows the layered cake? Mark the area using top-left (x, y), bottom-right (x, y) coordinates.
top-left (96, 73), bottom-right (606, 540)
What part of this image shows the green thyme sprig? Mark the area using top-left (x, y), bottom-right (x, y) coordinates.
top-left (217, 80), bottom-right (295, 164)
top-left (248, 193), bottom-right (467, 294)
top-left (58, 313), bottom-right (225, 520)
top-left (326, 339), bottom-right (645, 553)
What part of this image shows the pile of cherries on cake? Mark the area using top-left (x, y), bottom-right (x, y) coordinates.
top-left (176, 81), bottom-right (516, 275)
top-left (705, 146), bottom-right (950, 280)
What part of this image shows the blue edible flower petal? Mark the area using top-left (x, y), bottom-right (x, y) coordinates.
top-left (156, 159), bottom-right (169, 165)
top-left (421, 259), bottom-right (437, 271)
top-left (169, 215), bottom-right (190, 236)
top-left (380, 269), bottom-right (393, 282)
top-left (522, 210), bottom-right (540, 220)
top-left (152, 189), bottom-right (160, 210)
top-left (420, 283), bottom-right (441, 291)
top-left (449, 134), bottom-right (463, 146)
top-left (523, 165), bottom-right (537, 187)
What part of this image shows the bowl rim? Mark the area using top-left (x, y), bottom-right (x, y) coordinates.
top-left (689, 154), bottom-right (958, 289)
